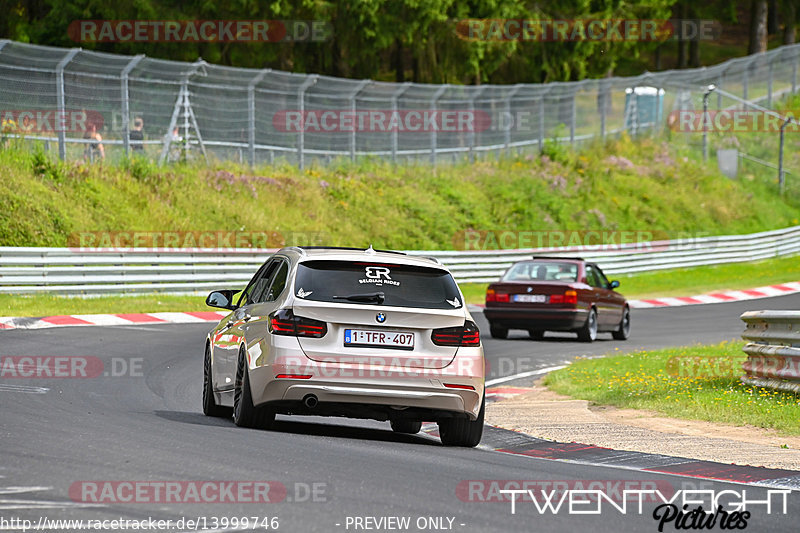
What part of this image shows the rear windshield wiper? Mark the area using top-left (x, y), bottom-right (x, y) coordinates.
top-left (332, 292), bottom-right (385, 304)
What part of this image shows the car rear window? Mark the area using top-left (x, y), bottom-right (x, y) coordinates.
top-left (502, 261), bottom-right (578, 282)
top-left (294, 260), bottom-right (463, 309)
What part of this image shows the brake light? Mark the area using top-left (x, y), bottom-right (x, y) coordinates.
top-left (431, 320), bottom-right (481, 347)
top-left (486, 289), bottom-right (510, 303)
top-left (550, 290), bottom-right (578, 304)
top-left (268, 309), bottom-right (327, 338)
top-left (275, 374), bottom-right (312, 379)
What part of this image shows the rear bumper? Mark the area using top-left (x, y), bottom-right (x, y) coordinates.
top-left (484, 306), bottom-right (588, 331)
top-left (248, 355), bottom-right (484, 420)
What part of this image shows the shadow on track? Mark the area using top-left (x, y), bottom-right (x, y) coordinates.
top-left (153, 410), bottom-right (440, 446)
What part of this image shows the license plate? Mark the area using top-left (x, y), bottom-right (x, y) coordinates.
top-left (513, 294), bottom-right (547, 303)
top-left (344, 329), bottom-right (414, 350)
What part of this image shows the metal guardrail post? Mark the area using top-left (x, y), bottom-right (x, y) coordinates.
top-left (504, 85), bottom-right (523, 155)
top-left (120, 55), bottom-right (144, 157)
top-left (429, 85), bottom-right (448, 166)
top-left (390, 83), bottom-right (411, 164)
top-left (55, 48), bottom-right (81, 161)
top-left (348, 80), bottom-right (370, 162)
top-left (247, 69), bottom-right (271, 168)
top-left (296, 75), bottom-right (318, 170)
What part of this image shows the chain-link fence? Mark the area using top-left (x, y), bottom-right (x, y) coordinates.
top-left (1, 39), bottom-right (799, 175)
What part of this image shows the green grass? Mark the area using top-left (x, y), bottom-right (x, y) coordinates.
top-left (1, 133), bottom-right (798, 250)
top-left (0, 294), bottom-right (209, 317)
top-left (544, 341), bottom-right (800, 436)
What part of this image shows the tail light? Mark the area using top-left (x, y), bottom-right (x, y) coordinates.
top-left (268, 309), bottom-right (327, 338)
top-left (431, 320), bottom-right (481, 347)
top-left (550, 290), bottom-right (578, 305)
top-left (485, 289), bottom-right (509, 303)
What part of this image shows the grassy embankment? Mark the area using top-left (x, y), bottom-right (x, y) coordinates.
top-left (1, 132), bottom-right (798, 316)
top-left (545, 342), bottom-right (800, 436)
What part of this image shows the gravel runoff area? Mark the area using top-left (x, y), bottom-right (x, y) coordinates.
top-left (485, 381), bottom-right (800, 471)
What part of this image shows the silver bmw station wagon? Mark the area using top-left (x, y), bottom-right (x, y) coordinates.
top-left (203, 246), bottom-right (485, 447)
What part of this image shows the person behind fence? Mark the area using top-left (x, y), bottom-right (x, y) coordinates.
top-left (83, 122), bottom-right (104, 162)
top-left (166, 126), bottom-right (183, 162)
top-left (129, 117), bottom-right (144, 152)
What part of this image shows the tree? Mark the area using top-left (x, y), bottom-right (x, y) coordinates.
top-left (749, 0), bottom-right (769, 54)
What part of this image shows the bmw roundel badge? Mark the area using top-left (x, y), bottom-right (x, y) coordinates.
top-left (376, 313), bottom-right (386, 323)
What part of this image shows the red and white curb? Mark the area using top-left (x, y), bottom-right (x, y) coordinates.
top-left (628, 281), bottom-right (800, 308)
top-left (0, 311), bottom-right (228, 330)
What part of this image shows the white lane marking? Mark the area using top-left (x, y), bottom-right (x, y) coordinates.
top-left (69, 314), bottom-right (133, 326)
top-left (147, 312), bottom-right (208, 323)
top-left (486, 364), bottom-right (569, 387)
top-left (0, 486), bottom-right (51, 495)
top-left (0, 384), bottom-right (49, 394)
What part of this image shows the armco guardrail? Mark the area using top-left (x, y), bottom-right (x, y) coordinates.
top-left (1, 225), bottom-right (799, 294)
top-left (740, 311), bottom-right (800, 393)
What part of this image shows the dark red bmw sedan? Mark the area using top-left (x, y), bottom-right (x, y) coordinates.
top-left (483, 257), bottom-right (630, 342)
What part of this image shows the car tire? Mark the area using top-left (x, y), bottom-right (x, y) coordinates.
top-left (528, 329), bottom-right (545, 340)
top-left (612, 306), bottom-right (631, 340)
top-left (489, 325), bottom-right (508, 339)
top-left (233, 347), bottom-right (275, 429)
top-left (577, 308), bottom-right (598, 343)
top-left (438, 395), bottom-right (484, 447)
top-left (390, 420), bottom-right (422, 434)
top-left (203, 344), bottom-right (232, 418)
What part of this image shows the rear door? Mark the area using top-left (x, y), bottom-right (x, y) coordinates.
top-left (585, 264), bottom-right (621, 327)
top-left (291, 260), bottom-right (466, 369)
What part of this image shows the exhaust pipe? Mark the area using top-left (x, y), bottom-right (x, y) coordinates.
top-left (303, 394), bottom-right (318, 409)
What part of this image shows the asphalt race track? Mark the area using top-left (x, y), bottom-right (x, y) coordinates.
top-left (2, 293), bottom-right (800, 532)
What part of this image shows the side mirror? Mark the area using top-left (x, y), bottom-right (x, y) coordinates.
top-left (609, 280), bottom-right (620, 289)
top-left (205, 290), bottom-right (240, 310)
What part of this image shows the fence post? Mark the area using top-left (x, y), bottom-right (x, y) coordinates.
top-left (504, 84), bottom-right (523, 155)
top-left (793, 49), bottom-right (798, 94)
top-left (599, 79), bottom-right (610, 139)
top-left (297, 75), bottom-right (318, 170)
top-left (743, 60), bottom-right (749, 100)
top-left (702, 85), bottom-right (716, 162)
top-left (56, 48), bottom-right (80, 161)
top-left (569, 89), bottom-right (576, 145)
top-left (538, 91), bottom-right (546, 153)
top-left (768, 61), bottom-right (774, 107)
top-left (390, 83), bottom-right (412, 164)
top-left (429, 85), bottom-right (448, 166)
top-left (468, 86), bottom-right (486, 163)
top-left (247, 69), bottom-right (270, 168)
top-left (348, 80), bottom-right (370, 163)
top-left (779, 118), bottom-right (791, 194)
top-left (120, 55), bottom-right (144, 157)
